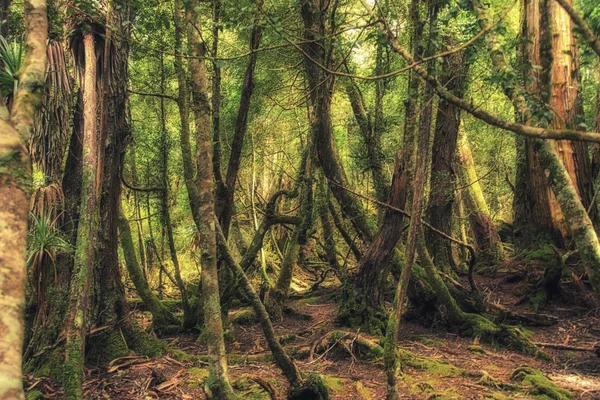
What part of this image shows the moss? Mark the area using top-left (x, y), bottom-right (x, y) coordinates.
top-left (320, 375), bottom-right (344, 392)
top-left (460, 313), bottom-right (547, 358)
top-left (185, 367), bottom-right (210, 389)
top-left (231, 377), bottom-right (270, 399)
top-left (86, 329), bottom-right (130, 366)
top-left (513, 368), bottom-right (568, 396)
top-left (123, 323), bottom-right (167, 358)
top-left (522, 244), bottom-right (555, 263)
top-left (411, 336), bottom-right (446, 347)
top-left (283, 306), bottom-right (313, 321)
top-left (26, 390), bottom-right (44, 400)
top-left (230, 308), bottom-right (258, 325)
top-left (298, 296), bottom-right (323, 305)
top-left (397, 349), bottom-right (465, 377)
top-left (511, 367), bottom-right (572, 399)
top-left (335, 282), bottom-right (387, 335)
top-left (467, 345), bottom-right (487, 354)
top-left (279, 333), bottom-right (297, 344)
top-left (289, 374), bottom-right (330, 400)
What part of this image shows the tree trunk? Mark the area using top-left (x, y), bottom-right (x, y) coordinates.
top-left (301, 0), bottom-right (374, 244)
top-left (270, 155), bottom-right (313, 319)
top-left (185, 0), bottom-right (235, 396)
top-left (63, 31), bottom-right (99, 399)
top-left (384, 51), bottom-right (434, 399)
top-left (456, 129), bottom-right (505, 264)
top-left (217, 0), bottom-right (264, 237)
top-left (0, 1), bottom-right (47, 397)
top-left (118, 210), bottom-right (179, 330)
top-left (426, 46), bottom-right (467, 271)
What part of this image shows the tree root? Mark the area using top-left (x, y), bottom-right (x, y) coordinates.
top-left (459, 313), bottom-right (548, 359)
top-left (308, 330), bottom-right (383, 362)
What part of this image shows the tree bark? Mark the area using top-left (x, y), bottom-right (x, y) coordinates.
top-left (185, 0), bottom-right (235, 396)
top-left (0, 1), bottom-right (47, 398)
top-left (456, 130), bottom-right (505, 264)
top-left (63, 30), bottom-right (99, 399)
top-left (118, 209), bottom-right (180, 330)
top-left (426, 46), bottom-right (467, 271)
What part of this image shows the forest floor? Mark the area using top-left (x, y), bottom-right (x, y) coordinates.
top-left (26, 264), bottom-right (600, 399)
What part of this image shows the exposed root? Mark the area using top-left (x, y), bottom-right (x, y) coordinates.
top-left (308, 330), bottom-right (383, 362)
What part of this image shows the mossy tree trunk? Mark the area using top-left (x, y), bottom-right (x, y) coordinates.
top-left (384, 47), bottom-right (434, 400)
top-left (215, 224), bottom-right (329, 400)
top-left (426, 46), bottom-right (467, 272)
top-left (63, 29), bottom-right (100, 399)
top-left (173, 0), bottom-right (201, 330)
top-left (270, 155), bottom-right (313, 319)
top-left (0, 0), bottom-right (47, 398)
top-left (456, 129), bottom-right (505, 264)
top-left (300, 0), bottom-right (374, 245)
top-left (185, 0), bottom-right (235, 397)
top-left (118, 209), bottom-right (180, 331)
top-left (316, 174), bottom-right (341, 272)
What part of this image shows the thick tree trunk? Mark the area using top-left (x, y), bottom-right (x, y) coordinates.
top-left (63, 31), bottom-right (99, 399)
top-left (185, 0), bottom-right (235, 396)
top-left (0, 2), bottom-right (47, 397)
top-left (426, 47), bottom-right (467, 271)
top-left (514, 0), bottom-right (595, 245)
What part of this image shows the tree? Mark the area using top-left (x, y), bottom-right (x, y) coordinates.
top-left (0, 1), bottom-right (47, 397)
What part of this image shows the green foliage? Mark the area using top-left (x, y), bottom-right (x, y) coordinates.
top-left (0, 35), bottom-right (24, 97)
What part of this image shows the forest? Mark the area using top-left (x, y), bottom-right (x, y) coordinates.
top-left (1, 0), bottom-right (600, 398)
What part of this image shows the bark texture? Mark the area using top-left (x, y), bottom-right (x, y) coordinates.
top-left (0, 2), bottom-right (47, 397)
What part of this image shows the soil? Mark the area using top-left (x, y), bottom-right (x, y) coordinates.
top-left (25, 266), bottom-right (600, 399)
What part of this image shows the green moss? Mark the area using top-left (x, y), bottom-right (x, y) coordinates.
top-left (232, 377), bottom-right (270, 399)
top-left (230, 308), bottom-right (258, 325)
top-left (279, 333), bottom-right (297, 344)
top-left (289, 374), bottom-right (330, 400)
top-left (511, 367), bottom-right (572, 400)
top-left (320, 375), bottom-right (344, 392)
top-left (467, 345), bottom-right (487, 354)
top-left (411, 336), bottom-right (446, 347)
top-left (86, 329), bottom-right (130, 366)
top-left (26, 390), bottom-right (44, 400)
top-left (184, 367), bottom-right (210, 389)
top-left (335, 282), bottom-right (387, 335)
top-left (298, 296), bottom-right (322, 305)
top-left (123, 323), bottom-right (167, 358)
top-left (397, 349), bottom-right (465, 377)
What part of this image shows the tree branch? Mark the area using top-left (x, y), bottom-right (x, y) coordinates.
top-left (554, 0), bottom-right (600, 58)
top-left (361, 0), bottom-right (600, 143)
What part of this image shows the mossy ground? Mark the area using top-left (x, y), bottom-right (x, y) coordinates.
top-left (24, 270), bottom-right (597, 400)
